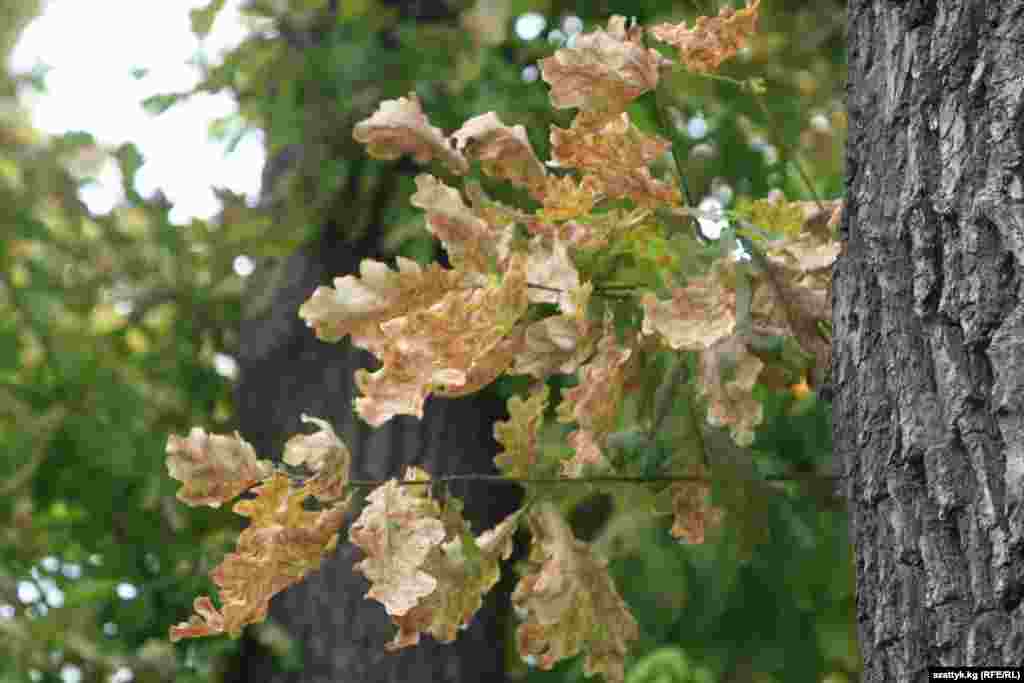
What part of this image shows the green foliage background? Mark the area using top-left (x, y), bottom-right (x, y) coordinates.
top-left (0, 1), bottom-right (850, 682)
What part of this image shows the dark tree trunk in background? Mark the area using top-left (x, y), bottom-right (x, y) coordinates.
top-left (225, 3), bottom-right (519, 682)
top-left (230, 228), bottom-right (517, 683)
top-left (837, 2), bottom-right (1024, 680)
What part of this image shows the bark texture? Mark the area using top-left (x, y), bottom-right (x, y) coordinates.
top-left (838, 2), bottom-right (1024, 680)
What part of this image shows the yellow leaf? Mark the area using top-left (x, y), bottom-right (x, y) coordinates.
top-left (89, 303), bottom-right (126, 335)
top-left (170, 473), bottom-right (348, 641)
top-left (494, 384), bottom-right (550, 478)
top-left (124, 327), bottom-right (149, 354)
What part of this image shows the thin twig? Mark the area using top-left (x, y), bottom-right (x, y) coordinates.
top-left (751, 96), bottom-right (826, 212)
top-left (650, 60), bottom-right (704, 244)
top-left (124, 289), bottom-right (178, 326)
top-left (527, 281), bottom-right (636, 300)
top-left (649, 353), bottom-right (688, 441)
top-left (525, 282), bottom-right (561, 293)
top-left (339, 471), bottom-right (841, 489)
top-left (680, 69), bottom-right (827, 212)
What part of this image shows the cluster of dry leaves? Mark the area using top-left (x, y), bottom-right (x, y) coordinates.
top-left (164, 3), bottom-right (840, 681)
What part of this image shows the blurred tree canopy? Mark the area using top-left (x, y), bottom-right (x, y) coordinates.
top-left (0, 1), bottom-right (850, 682)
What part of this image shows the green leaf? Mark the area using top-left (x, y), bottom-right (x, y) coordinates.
top-left (55, 130), bottom-right (97, 151)
top-left (141, 92), bottom-right (184, 116)
top-left (628, 647), bottom-right (715, 683)
top-left (0, 325), bottom-right (18, 373)
top-left (611, 297), bottom-right (642, 345)
top-left (114, 143), bottom-right (145, 189)
top-left (733, 196), bottom-right (805, 240)
top-left (225, 127), bottom-right (248, 155)
top-left (62, 578), bottom-right (118, 609)
top-left (459, 529), bottom-right (483, 580)
top-left (190, 0), bottom-right (227, 39)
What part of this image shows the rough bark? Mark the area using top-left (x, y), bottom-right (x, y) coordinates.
top-left (837, 2), bottom-right (1024, 680)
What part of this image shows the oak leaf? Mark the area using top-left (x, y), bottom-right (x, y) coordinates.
top-left (494, 384), bottom-right (550, 478)
top-left (463, 179), bottom-right (535, 251)
top-left (389, 508), bottom-right (523, 650)
top-left (563, 429), bottom-right (606, 478)
top-left (597, 165), bottom-right (682, 208)
top-left (649, 0), bottom-right (761, 73)
top-left (734, 196), bottom-right (808, 238)
top-left (352, 345), bottom-right (446, 427)
top-left (353, 254), bottom-right (530, 425)
top-left (641, 262), bottom-right (737, 352)
top-left (525, 236), bottom-right (582, 316)
top-left (352, 92), bottom-right (468, 174)
top-left (165, 428), bottom-right (272, 508)
top-left (513, 503), bottom-right (639, 683)
top-left (548, 111), bottom-right (680, 208)
top-left (827, 200), bottom-right (844, 231)
top-left (433, 326), bottom-right (527, 399)
top-left (698, 335), bottom-right (765, 447)
top-left (549, 111), bottom-right (672, 174)
top-left (350, 468), bottom-right (523, 650)
top-left (668, 467), bottom-right (725, 544)
top-left (512, 307), bottom-right (596, 380)
top-left (168, 596), bottom-right (224, 642)
top-left (536, 173), bottom-right (605, 223)
top-left (755, 202), bottom-right (841, 382)
top-left (298, 256), bottom-right (464, 345)
top-left (410, 173), bottom-right (506, 276)
top-left (282, 414), bottom-right (351, 501)
top-left (560, 207), bottom-right (652, 250)
top-left (756, 239), bottom-right (834, 383)
top-left (556, 330), bottom-right (635, 477)
top-left (170, 473), bottom-right (348, 640)
top-left (349, 467), bottom-right (446, 619)
top-left (450, 112), bottom-right (548, 195)
top-left (539, 16), bottom-right (670, 114)
top-left (738, 196), bottom-right (842, 242)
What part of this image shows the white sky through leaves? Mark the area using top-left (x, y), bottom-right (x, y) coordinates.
top-left (9, 0), bottom-right (264, 222)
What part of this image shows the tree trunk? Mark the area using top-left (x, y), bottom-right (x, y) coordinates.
top-left (229, 227), bottom-right (518, 683)
top-left (837, 2), bottom-right (1024, 680)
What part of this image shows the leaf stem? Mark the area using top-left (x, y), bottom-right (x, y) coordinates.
top-left (527, 281), bottom-right (637, 299)
top-left (649, 353), bottom-right (687, 442)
